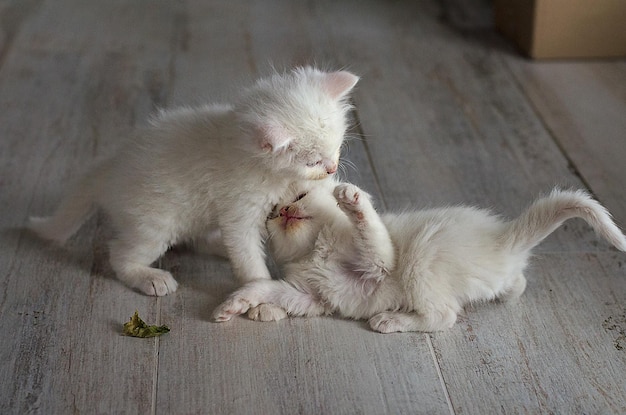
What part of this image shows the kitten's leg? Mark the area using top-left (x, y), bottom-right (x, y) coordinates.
top-left (109, 237), bottom-right (177, 296)
top-left (334, 183), bottom-right (395, 281)
top-left (499, 274), bottom-right (527, 302)
top-left (368, 308), bottom-right (457, 333)
top-left (188, 229), bottom-right (229, 258)
top-left (212, 279), bottom-right (324, 322)
top-left (220, 216), bottom-right (272, 282)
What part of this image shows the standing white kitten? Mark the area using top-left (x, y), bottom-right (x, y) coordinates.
top-left (213, 182), bottom-right (626, 333)
top-left (29, 67), bottom-right (359, 296)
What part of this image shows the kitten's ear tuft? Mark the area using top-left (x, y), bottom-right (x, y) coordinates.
top-left (258, 124), bottom-right (292, 153)
top-left (323, 71), bottom-right (359, 100)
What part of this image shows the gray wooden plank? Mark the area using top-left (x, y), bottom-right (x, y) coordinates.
top-left (0, 0), bottom-right (181, 413)
top-left (438, 253), bottom-right (626, 414)
top-left (156, 1), bottom-right (451, 414)
top-left (505, 59), bottom-right (626, 226)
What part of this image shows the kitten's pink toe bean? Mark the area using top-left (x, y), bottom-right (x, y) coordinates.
top-left (334, 184), bottom-right (360, 208)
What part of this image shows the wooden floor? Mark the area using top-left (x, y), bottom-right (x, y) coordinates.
top-left (2, 0), bottom-right (625, 413)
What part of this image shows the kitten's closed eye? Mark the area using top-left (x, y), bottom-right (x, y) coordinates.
top-left (294, 192), bottom-right (308, 202)
top-left (306, 160), bottom-right (322, 167)
top-left (268, 205), bottom-right (280, 220)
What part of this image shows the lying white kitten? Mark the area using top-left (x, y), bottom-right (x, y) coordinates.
top-left (29, 67), bottom-right (359, 296)
top-left (213, 182), bottom-right (626, 332)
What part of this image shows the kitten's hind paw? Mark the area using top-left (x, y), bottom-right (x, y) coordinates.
top-left (212, 296), bottom-right (252, 322)
top-left (247, 303), bottom-right (288, 322)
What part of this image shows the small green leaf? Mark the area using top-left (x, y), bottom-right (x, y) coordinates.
top-left (123, 311), bottom-right (170, 338)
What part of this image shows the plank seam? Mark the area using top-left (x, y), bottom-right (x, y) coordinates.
top-left (151, 298), bottom-right (163, 415)
top-left (426, 335), bottom-right (456, 415)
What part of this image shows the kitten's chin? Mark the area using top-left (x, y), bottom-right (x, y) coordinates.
top-left (283, 216), bottom-right (310, 231)
top-left (267, 216), bottom-right (310, 237)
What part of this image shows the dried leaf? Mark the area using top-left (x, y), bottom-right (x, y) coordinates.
top-left (123, 311), bottom-right (170, 338)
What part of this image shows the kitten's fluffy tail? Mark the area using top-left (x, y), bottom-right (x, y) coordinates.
top-left (28, 170), bottom-right (101, 244)
top-left (503, 189), bottom-right (626, 253)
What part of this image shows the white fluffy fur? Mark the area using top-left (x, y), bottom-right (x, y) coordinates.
top-left (29, 67), bottom-right (359, 296)
top-left (213, 182), bottom-right (626, 333)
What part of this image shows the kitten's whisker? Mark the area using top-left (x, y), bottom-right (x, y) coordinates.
top-left (336, 159), bottom-right (357, 181)
top-left (341, 158), bottom-right (358, 172)
top-left (345, 132), bottom-right (366, 142)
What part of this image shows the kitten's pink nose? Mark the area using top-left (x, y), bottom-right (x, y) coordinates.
top-left (279, 206), bottom-right (293, 217)
top-left (326, 163), bottom-right (337, 175)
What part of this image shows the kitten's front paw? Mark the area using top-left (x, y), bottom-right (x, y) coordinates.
top-left (368, 312), bottom-right (408, 334)
top-left (247, 304), bottom-right (288, 322)
top-left (134, 269), bottom-right (178, 297)
top-left (334, 183), bottom-right (362, 212)
top-left (212, 296), bottom-right (252, 322)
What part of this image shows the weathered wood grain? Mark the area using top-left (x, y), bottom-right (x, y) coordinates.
top-left (2, 0), bottom-right (625, 414)
top-left (0, 1), bottom-right (180, 413)
top-left (438, 253), bottom-right (626, 414)
top-left (505, 58), bottom-right (626, 226)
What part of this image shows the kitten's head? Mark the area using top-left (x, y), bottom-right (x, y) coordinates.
top-left (266, 179), bottom-right (341, 263)
top-left (236, 67), bottom-right (359, 180)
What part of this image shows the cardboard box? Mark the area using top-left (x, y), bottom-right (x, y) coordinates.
top-left (494, 0), bottom-right (626, 59)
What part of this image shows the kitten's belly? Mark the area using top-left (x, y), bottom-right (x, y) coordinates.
top-left (315, 270), bottom-right (399, 320)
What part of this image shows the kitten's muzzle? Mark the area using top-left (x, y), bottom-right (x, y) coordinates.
top-left (279, 205), bottom-right (298, 218)
top-left (279, 205), bottom-right (311, 228)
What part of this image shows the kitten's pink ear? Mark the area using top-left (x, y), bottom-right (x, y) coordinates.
top-left (322, 71), bottom-right (359, 100)
top-left (257, 124), bottom-right (292, 153)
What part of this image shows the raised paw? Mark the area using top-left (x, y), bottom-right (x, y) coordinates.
top-left (212, 296), bottom-right (252, 322)
top-left (334, 183), bottom-right (362, 212)
top-left (368, 312), bottom-right (409, 334)
top-left (247, 304), bottom-right (288, 322)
